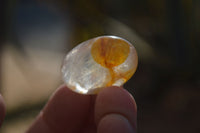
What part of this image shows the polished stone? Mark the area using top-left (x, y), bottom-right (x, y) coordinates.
top-left (61, 36), bottom-right (138, 94)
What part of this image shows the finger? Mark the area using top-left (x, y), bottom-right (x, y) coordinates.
top-left (0, 94), bottom-right (5, 127)
top-left (97, 114), bottom-right (134, 133)
top-left (27, 85), bottom-right (92, 133)
top-left (95, 86), bottom-right (137, 133)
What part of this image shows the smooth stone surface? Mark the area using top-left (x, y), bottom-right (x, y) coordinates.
top-left (61, 36), bottom-right (138, 94)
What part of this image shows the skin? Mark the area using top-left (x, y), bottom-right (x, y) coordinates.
top-left (0, 85), bottom-right (137, 133)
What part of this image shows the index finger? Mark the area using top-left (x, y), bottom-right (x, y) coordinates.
top-left (95, 86), bottom-right (137, 133)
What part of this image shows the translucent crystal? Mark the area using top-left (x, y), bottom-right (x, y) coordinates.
top-left (61, 36), bottom-right (138, 94)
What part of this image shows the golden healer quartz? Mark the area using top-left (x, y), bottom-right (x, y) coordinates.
top-left (61, 36), bottom-right (138, 94)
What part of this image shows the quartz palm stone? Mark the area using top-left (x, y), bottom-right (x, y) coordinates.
top-left (61, 36), bottom-right (138, 94)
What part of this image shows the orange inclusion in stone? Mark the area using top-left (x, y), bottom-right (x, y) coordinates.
top-left (91, 37), bottom-right (130, 68)
top-left (91, 37), bottom-right (131, 86)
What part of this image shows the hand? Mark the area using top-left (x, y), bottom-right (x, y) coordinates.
top-left (0, 85), bottom-right (137, 133)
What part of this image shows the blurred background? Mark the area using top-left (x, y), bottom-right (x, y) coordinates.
top-left (0, 0), bottom-right (199, 133)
